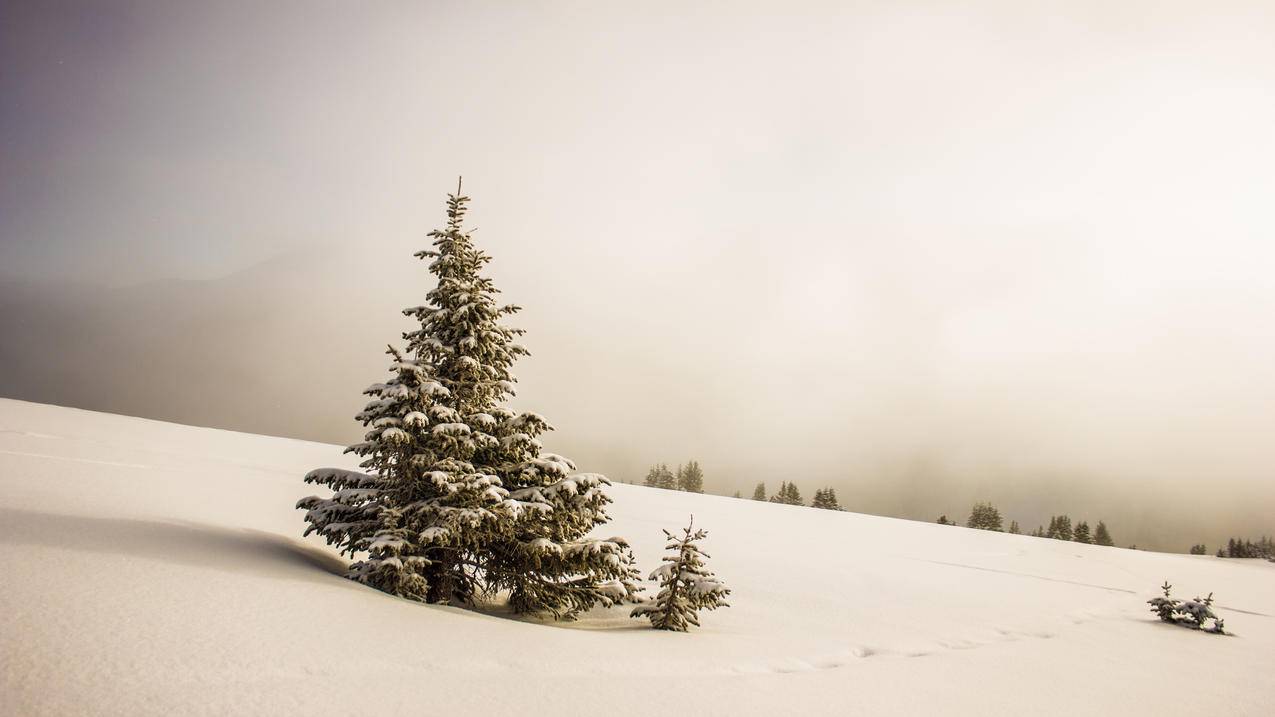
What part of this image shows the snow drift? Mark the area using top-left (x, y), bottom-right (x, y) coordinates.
top-left (1, 399), bottom-right (1272, 715)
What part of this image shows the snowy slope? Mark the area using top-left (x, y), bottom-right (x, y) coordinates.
top-left (1, 398), bottom-right (1272, 716)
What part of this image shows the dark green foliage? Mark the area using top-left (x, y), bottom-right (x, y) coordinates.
top-left (936, 515), bottom-right (953, 525)
top-left (1189, 544), bottom-right (1207, 555)
top-left (1008, 520), bottom-right (1020, 534)
top-left (811, 487), bottom-right (842, 510)
top-left (966, 502), bottom-right (1003, 531)
top-left (751, 482), bottom-right (766, 501)
top-left (632, 517), bottom-right (731, 631)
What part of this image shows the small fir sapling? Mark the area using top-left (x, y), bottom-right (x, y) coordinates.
top-left (1148, 581), bottom-right (1179, 622)
top-left (632, 516), bottom-right (731, 631)
top-left (1147, 581), bottom-right (1226, 634)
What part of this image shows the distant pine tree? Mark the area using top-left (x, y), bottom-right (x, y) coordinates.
top-left (1093, 520), bottom-right (1113, 547)
top-left (1047, 515), bottom-right (1073, 541)
top-left (732, 490), bottom-right (742, 499)
top-left (643, 464), bottom-right (677, 490)
top-left (631, 517), bottom-right (731, 631)
top-left (966, 502), bottom-right (1003, 531)
top-left (751, 482), bottom-right (766, 501)
top-left (811, 488), bottom-right (842, 510)
top-left (770, 479), bottom-right (800, 502)
top-left (678, 460), bottom-right (705, 493)
top-left (1008, 520), bottom-right (1020, 534)
top-left (768, 481), bottom-right (803, 506)
top-left (937, 515), bottom-right (953, 525)
top-left (1189, 544), bottom-right (1207, 555)
top-left (1073, 521), bottom-right (1092, 544)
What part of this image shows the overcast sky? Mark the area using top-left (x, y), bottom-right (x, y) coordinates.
top-left (3, 1), bottom-right (1273, 545)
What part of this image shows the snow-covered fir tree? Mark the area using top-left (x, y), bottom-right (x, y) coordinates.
top-left (751, 482), bottom-right (766, 501)
top-left (298, 182), bottom-right (640, 617)
top-left (1093, 520), bottom-right (1114, 546)
top-left (937, 514), bottom-right (954, 525)
top-left (1147, 582), bottom-right (1225, 634)
top-left (1008, 520), bottom-right (1020, 534)
top-left (811, 487), bottom-right (841, 510)
top-left (632, 517), bottom-right (731, 631)
top-left (677, 460), bottom-right (705, 493)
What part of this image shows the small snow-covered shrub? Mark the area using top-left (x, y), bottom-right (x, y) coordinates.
top-left (1147, 582), bottom-right (1225, 634)
top-left (632, 517), bottom-right (731, 631)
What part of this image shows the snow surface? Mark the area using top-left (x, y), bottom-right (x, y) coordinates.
top-left (1, 398), bottom-right (1272, 716)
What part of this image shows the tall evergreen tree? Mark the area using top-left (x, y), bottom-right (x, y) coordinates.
top-left (811, 487), bottom-right (842, 510)
top-left (298, 182), bottom-right (640, 617)
top-left (678, 460), bottom-right (705, 493)
top-left (1093, 520), bottom-right (1113, 546)
top-left (751, 482), bottom-right (767, 501)
top-left (1008, 520), bottom-right (1020, 534)
top-left (631, 517), bottom-right (731, 631)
